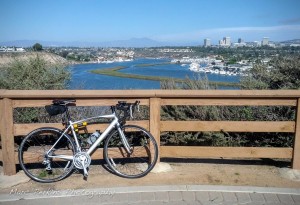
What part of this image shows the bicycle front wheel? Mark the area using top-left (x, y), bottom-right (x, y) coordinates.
top-left (18, 127), bottom-right (76, 183)
top-left (104, 125), bottom-right (158, 178)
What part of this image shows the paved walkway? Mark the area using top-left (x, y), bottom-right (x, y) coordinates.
top-left (1, 185), bottom-right (300, 205)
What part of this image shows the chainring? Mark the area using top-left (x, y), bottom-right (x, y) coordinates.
top-left (73, 152), bottom-right (91, 169)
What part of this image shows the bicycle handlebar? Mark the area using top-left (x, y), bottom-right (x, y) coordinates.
top-left (49, 99), bottom-right (139, 123)
top-left (112, 101), bottom-right (140, 120)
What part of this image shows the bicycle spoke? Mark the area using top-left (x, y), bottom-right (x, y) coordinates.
top-left (19, 128), bottom-right (76, 183)
top-left (104, 125), bottom-right (158, 178)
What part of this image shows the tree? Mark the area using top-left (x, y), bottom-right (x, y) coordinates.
top-left (60, 50), bottom-right (69, 58)
top-left (33, 43), bottom-right (43, 51)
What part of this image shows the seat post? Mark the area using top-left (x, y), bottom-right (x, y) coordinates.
top-left (64, 106), bottom-right (71, 125)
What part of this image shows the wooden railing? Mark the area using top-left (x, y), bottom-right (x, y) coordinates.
top-left (1, 90), bottom-right (300, 176)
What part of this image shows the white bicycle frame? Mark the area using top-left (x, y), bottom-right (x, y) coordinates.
top-left (46, 112), bottom-right (131, 161)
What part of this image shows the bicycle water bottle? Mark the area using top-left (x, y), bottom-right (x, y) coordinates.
top-left (87, 130), bottom-right (100, 145)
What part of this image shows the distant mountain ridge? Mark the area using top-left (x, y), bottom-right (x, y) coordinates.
top-left (280, 39), bottom-right (300, 44)
top-left (0, 38), bottom-right (169, 48)
top-left (1, 38), bottom-right (299, 48)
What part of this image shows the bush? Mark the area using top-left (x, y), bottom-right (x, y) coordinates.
top-left (241, 55), bottom-right (300, 89)
top-left (0, 54), bottom-right (71, 125)
top-left (159, 71), bottom-right (295, 148)
top-left (0, 54), bottom-right (70, 90)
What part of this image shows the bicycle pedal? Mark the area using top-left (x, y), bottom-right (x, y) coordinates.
top-left (83, 173), bottom-right (88, 181)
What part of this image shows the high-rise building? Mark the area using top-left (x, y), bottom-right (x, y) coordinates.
top-left (233, 38), bottom-right (246, 47)
top-left (254, 41), bottom-right (261, 47)
top-left (224, 37), bottom-right (231, 46)
top-left (219, 39), bottom-right (224, 46)
top-left (204, 38), bottom-right (211, 47)
top-left (262, 37), bottom-right (269, 46)
top-left (219, 37), bottom-right (231, 46)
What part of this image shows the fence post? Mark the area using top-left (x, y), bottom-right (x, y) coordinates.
top-left (150, 98), bottom-right (161, 162)
top-left (0, 98), bottom-right (16, 175)
top-left (293, 98), bottom-right (300, 169)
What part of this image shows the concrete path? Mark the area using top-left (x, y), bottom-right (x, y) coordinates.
top-left (1, 185), bottom-right (300, 205)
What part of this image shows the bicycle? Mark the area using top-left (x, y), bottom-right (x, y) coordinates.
top-left (18, 99), bottom-right (158, 183)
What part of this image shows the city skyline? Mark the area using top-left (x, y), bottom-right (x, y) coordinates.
top-left (1, 0), bottom-right (300, 46)
top-left (205, 36), bottom-right (272, 47)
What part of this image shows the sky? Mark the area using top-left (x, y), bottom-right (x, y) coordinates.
top-left (1, 0), bottom-right (300, 45)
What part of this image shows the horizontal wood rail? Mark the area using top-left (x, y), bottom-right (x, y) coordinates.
top-left (161, 121), bottom-right (295, 132)
top-left (0, 89), bottom-right (300, 176)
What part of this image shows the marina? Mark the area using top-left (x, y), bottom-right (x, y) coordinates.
top-left (172, 57), bottom-right (252, 76)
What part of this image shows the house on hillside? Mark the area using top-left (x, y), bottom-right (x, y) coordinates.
top-left (0, 46), bottom-right (26, 52)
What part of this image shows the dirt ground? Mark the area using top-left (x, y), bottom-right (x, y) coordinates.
top-left (1, 158), bottom-right (300, 194)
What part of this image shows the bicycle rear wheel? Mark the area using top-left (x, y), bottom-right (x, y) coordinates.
top-left (104, 125), bottom-right (158, 178)
top-left (18, 127), bottom-right (76, 183)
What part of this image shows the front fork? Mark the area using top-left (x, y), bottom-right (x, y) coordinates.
top-left (116, 125), bottom-right (132, 154)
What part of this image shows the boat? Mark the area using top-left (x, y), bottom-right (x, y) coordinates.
top-left (189, 63), bottom-right (200, 72)
top-left (220, 70), bottom-right (226, 75)
top-left (214, 69), bottom-right (220, 74)
top-left (205, 68), bottom-right (211, 73)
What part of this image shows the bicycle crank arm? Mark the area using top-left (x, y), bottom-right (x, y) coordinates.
top-left (80, 160), bottom-right (88, 177)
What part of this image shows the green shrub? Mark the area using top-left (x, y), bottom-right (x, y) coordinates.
top-left (0, 54), bottom-right (71, 124)
top-left (160, 69), bottom-right (296, 148)
top-left (241, 55), bottom-right (300, 89)
top-left (0, 54), bottom-right (70, 90)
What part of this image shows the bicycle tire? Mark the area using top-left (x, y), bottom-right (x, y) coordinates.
top-left (104, 125), bottom-right (158, 178)
top-left (18, 127), bottom-right (76, 183)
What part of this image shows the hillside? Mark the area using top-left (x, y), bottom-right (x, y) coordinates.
top-left (0, 52), bottom-right (69, 67)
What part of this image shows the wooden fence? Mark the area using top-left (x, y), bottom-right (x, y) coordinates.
top-left (0, 90), bottom-right (300, 176)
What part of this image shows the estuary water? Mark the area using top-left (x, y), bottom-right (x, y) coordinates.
top-left (68, 58), bottom-right (240, 90)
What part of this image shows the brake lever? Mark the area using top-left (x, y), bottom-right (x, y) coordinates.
top-left (111, 106), bottom-right (116, 113)
top-left (134, 101), bottom-right (140, 112)
top-left (129, 105), bottom-right (133, 119)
